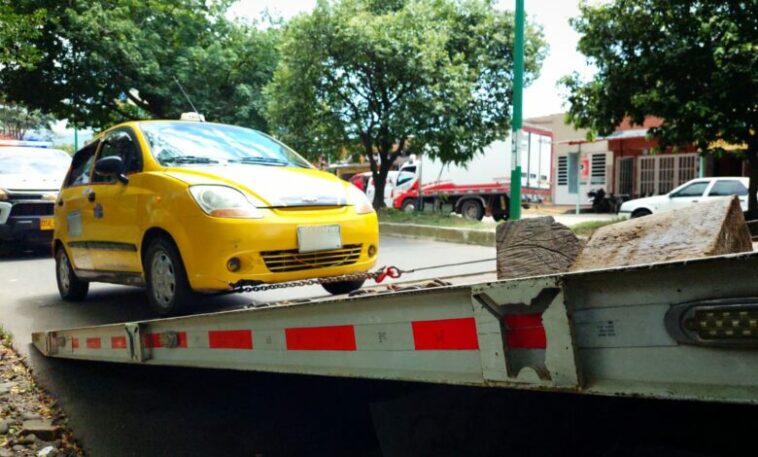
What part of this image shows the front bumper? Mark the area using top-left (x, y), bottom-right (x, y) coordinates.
top-left (177, 207), bottom-right (380, 291)
top-left (0, 201), bottom-right (55, 245)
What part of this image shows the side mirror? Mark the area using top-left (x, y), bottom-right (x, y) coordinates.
top-left (95, 156), bottom-right (129, 184)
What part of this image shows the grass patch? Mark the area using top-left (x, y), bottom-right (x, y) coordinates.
top-left (570, 217), bottom-right (625, 237)
top-left (378, 208), bottom-right (489, 228)
top-left (0, 324), bottom-right (12, 346)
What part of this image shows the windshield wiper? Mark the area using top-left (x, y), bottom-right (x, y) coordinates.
top-left (230, 157), bottom-right (290, 166)
top-left (161, 156), bottom-right (219, 165)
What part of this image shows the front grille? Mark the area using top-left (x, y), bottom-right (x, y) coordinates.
top-left (10, 202), bottom-right (54, 216)
top-left (261, 244), bottom-right (362, 272)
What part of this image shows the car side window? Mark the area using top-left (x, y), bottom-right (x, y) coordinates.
top-left (66, 141), bottom-right (99, 187)
top-left (708, 180), bottom-right (748, 197)
top-left (671, 182), bottom-right (708, 198)
top-left (93, 129), bottom-right (142, 183)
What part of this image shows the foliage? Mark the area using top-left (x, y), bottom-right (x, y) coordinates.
top-left (562, 0), bottom-right (758, 213)
top-left (265, 0), bottom-right (547, 208)
top-left (0, 0), bottom-right (279, 130)
top-left (569, 217), bottom-right (623, 238)
top-left (0, 1), bottom-right (45, 69)
top-left (0, 102), bottom-right (55, 140)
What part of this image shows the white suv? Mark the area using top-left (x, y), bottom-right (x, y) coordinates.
top-left (619, 177), bottom-right (749, 218)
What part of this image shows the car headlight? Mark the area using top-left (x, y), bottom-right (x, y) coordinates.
top-left (0, 189), bottom-right (7, 202)
top-left (347, 185), bottom-right (374, 215)
top-left (189, 185), bottom-right (264, 219)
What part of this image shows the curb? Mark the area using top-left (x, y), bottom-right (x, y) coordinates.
top-left (379, 222), bottom-right (495, 246)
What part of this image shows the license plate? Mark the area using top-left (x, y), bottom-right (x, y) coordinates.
top-left (297, 225), bottom-right (341, 253)
top-left (40, 218), bottom-right (55, 231)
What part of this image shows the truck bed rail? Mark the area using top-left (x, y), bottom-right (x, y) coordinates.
top-left (33, 252), bottom-right (758, 405)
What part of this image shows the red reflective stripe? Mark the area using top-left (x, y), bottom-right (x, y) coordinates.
top-left (71, 338), bottom-right (79, 349)
top-left (111, 336), bottom-right (127, 349)
top-left (208, 330), bottom-right (253, 350)
top-left (144, 332), bottom-right (188, 348)
top-left (285, 325), bottom-right (356, 351)
top-left (504, 313), bottom-right (546, 349)
top-left (412, 317), bottom-right (479, 350)
top-left (86, 337), bottom-right (101, 349)
top-left (144, 333), bottom-right (161, 348)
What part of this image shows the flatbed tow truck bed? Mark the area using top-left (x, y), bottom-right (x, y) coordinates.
top-left (33, 252), bottom-right (758, 405)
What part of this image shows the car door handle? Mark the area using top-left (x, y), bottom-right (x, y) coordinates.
top-left (88, 192), bottom-right (96, 202)
top-left (692, 200), bottom-right (699, 203)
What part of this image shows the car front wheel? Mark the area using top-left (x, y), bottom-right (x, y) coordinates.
top-left (322, 279), bottom-right (366, 295)
top-left (144, 237), bottom-right (194, 316)
top-left (56, 247), bottom-right (89, 301)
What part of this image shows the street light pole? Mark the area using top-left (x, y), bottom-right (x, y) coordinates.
top-left (509, 0), bottom-right (525, 221)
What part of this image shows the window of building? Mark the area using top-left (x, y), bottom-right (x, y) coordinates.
top-left (591, 153), bottom-right (606, 185)
top-left (557, 156), bottom-right (568, 186)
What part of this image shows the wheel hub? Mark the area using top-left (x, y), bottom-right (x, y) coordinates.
top-left (151, 250), bottom-right (176, 306)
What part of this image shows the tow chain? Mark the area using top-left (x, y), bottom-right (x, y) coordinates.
top-left (229, 258), bottom-right (496, 293)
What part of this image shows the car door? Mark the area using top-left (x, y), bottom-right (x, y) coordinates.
top-left (58, 141), bottom-right (99, 270)
top-left (87, 128), bottom-right (144, 273)
top-left (667, 180), bottom-right (710, 211)
top-left (706, 179), bottom-right (749, 211)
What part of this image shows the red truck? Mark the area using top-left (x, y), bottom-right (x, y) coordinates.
top-left (392, 127), bottom-right (553, 221)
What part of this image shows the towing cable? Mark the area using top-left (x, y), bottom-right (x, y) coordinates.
top-left (230, 258), bottom-right (496, 293)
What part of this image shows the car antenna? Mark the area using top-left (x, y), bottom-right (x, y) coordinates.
top-left (173, 76), bottom-right (205, 122)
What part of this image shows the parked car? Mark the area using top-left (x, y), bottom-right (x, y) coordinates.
top-left (54, 119), bottom-right (379, 315)
top-left (618, 177), bottom-right (749, 218)
top-left (365, 170), bottom-right (416, 208)
top-left (0, 142), bottom-right (71, 253)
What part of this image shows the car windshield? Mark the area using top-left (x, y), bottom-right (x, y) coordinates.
top-left (0, 147), bottom-right (71, 175)
top-left (139, 122), bottom-right (312, 169)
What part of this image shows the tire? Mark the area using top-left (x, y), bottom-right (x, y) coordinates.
top-left (55, 247), bottom-right (89, 301)
top-left (401, 199), bottom-right (416, 213)
top-left (144, 236), bottom-right (194, 316)
top-left (322, 279), bottom-right (366, 295)
top-left (459, 199), bottom-right (484, 221)
top-left (631, 208), bottom-right (652, 218)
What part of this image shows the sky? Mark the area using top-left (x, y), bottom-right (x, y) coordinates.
top-left (51, 0), bottom-right (595, 147)
top-left (229, 0), bottom-right (596, 119)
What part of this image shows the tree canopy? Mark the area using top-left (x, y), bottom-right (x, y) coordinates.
top-left (265, 0), bottom-right (546, 208)
top-left (562, 0), bottom-right (758, 212)
top-left (0, 0), bottom-right (279, 130)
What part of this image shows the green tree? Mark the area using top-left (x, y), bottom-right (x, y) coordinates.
top-left (0, 0), bottom-right (279, 130)
top-left (562, 0), bottom-right (758, 214)
top-left (0, 102), bottom-right (55, 140)
top-left (265, 0), bottom-right (546, 208)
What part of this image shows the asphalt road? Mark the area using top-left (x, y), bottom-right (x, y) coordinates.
top-left (0, 235), bottom-right (754, 456)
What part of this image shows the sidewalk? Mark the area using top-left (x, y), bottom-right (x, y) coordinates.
top-left (380, 210), bottom-right (618, 246)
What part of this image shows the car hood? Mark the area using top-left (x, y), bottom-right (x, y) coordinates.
top-left (621, 194), bottom-right (669, 211)
top-left (164, 165), bottom-right (349, 207)
top-left (0, 173), bottom-right (64, 192)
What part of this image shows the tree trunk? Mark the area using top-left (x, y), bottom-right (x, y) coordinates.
top-left (496, 217), bottom-right (583, 280)
top-left (570, 196), bottom-right (752, 272)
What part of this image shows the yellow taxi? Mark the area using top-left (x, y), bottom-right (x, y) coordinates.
top-left (54, 119), bottom-right (379, 315)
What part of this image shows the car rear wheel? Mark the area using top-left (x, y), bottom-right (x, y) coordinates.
top-left (322, 279), bottom-right (366, 295)
top-left (144, 237), bottom-right (194, 316)
top-left (56, 247), bottom-right (89, 301)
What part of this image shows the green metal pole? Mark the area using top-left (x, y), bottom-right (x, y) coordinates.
top-left (73, 122), bottom-right (78, 151)
top-left (509, 0), bottom-right (524, 221)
